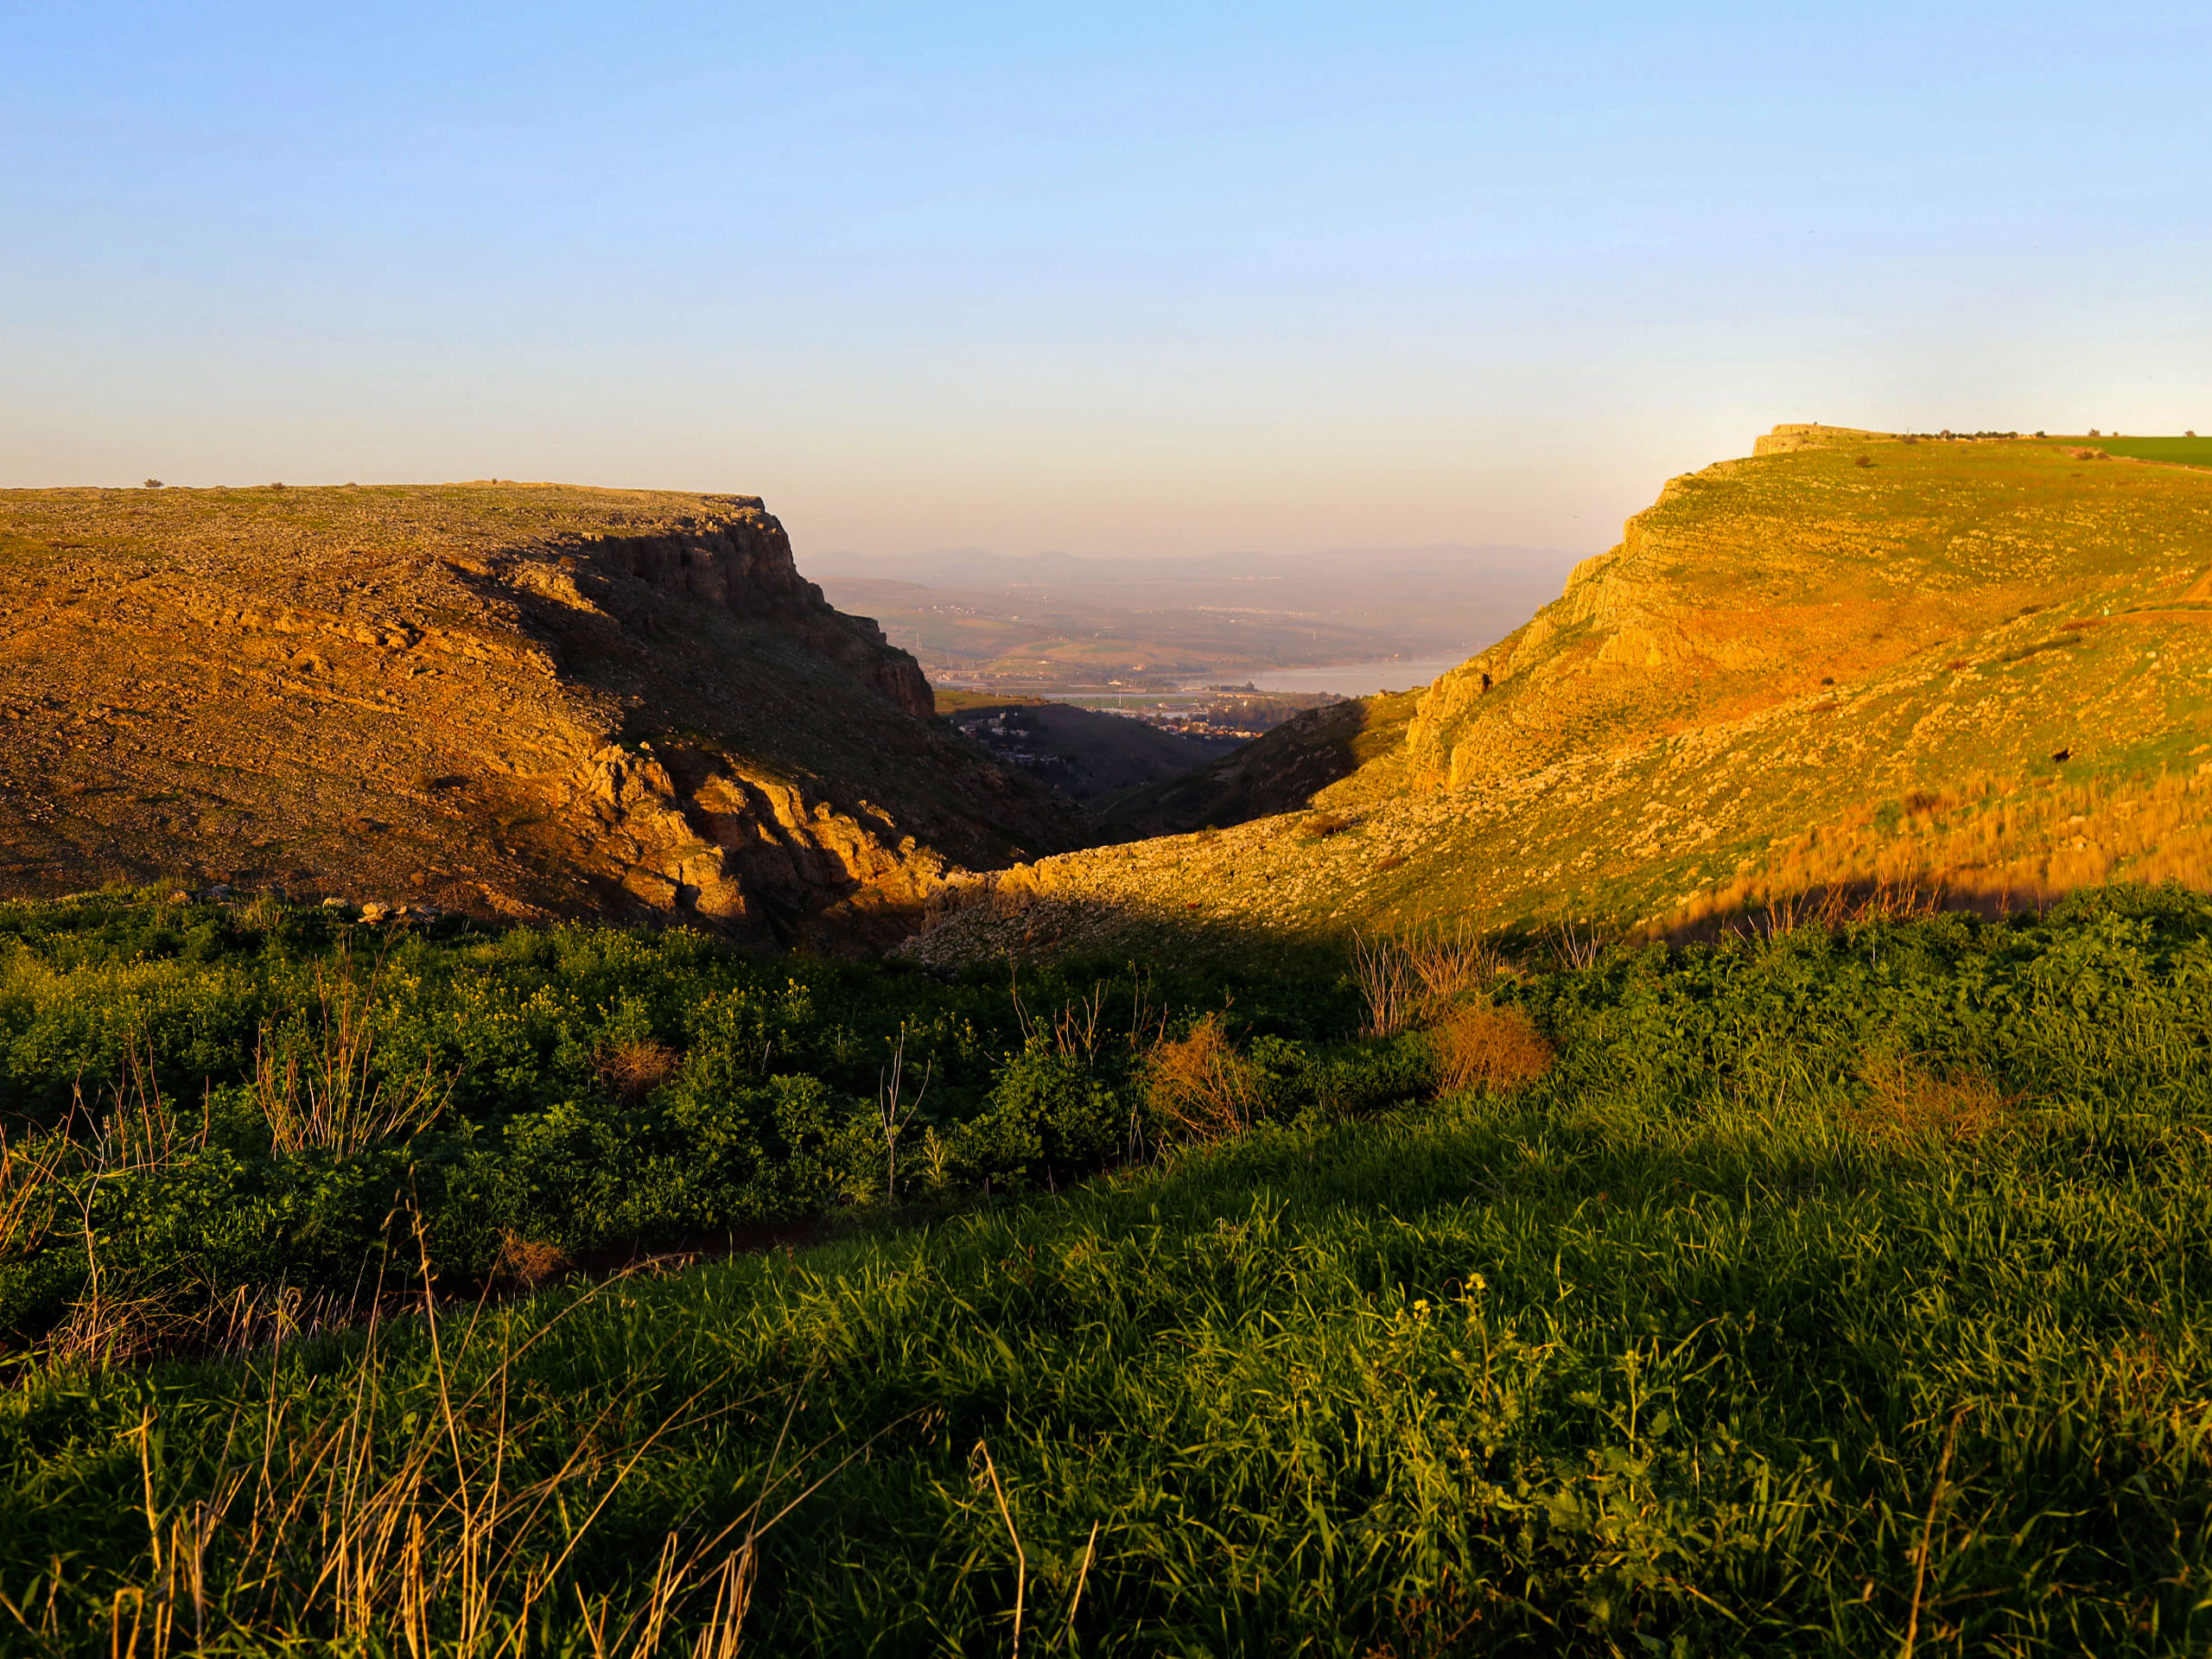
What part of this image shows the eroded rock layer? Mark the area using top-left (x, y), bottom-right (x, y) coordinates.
top-left (0, 481), bottom-right (1082, 944)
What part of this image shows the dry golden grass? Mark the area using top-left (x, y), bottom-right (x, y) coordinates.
top-left (256, 957), bottom-right (453, 1159)
top-left (1402, 921), bottom-right (1507, 1001)
top-left (597, 1039), bottom-right (681, 1103)
top-left (1145, 1014), bottom-right (1263, 1142)
top-left (9, 1060), bottom-right (371, 1373)
top-left (4, 989), bottom-right (457, 1375)
top-left (496, 1232), bottom-right (570, 1289)
top-left (1662, 767), bottom-right (2212, 936)
top-left (79, 1281), bottom-right (804, 1659)
top-left (1431, 1004), bottom-right (1554, 1097)
top-left (1354, 926), bottom-right (1513, 1038)
top-left (1846, 1062), bottom-right (2017, 1147)
top-left (1352, 934), bottom-right (1421, 1038)
top-left (0, 1125), bottom-right (67, 1264)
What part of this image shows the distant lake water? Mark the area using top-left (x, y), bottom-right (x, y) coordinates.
top-left (1211, 657), bottom-right (1471, 696)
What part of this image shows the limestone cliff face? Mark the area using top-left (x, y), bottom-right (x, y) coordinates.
top-left (575, 497), bottom-right (936, 721)
top-left (0, 481), bottom-right (1084, 945)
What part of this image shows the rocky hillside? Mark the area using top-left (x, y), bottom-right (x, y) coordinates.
top-left (912, 428), bottom-right (2212, 961)
top-left (0, 482), bottom-right (1084, 945)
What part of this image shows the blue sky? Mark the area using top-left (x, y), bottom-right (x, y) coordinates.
top-left (4, 2), bottom-right (2207, 559)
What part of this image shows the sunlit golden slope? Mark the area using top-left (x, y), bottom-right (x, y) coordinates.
top-left (912, 428), bottom-right (2212, 960)
top-left (0, 483), bottom-right (1084, 945)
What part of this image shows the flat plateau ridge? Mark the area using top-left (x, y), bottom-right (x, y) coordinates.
top-left (916, 426), bottom-right (2212, 959)
top-left (0, 482), bottom-right (1082, 945)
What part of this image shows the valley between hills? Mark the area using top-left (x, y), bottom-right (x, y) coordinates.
top-left (8, 424), bottom-right (2209, 959)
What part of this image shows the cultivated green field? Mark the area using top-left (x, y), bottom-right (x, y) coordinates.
top-left (4, 887), bottom-right (2211, 1652)
top-left (2079, 436), bottom-right (2212, 468)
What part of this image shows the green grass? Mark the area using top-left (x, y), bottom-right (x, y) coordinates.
top-left (932, 689), bottom-right (1054, 715)
top-left (5, 888), bottom-right (2212, 1653)
top-left (2079, 436), bottom-right (2212, 468)
top-left (0, 888), bottom-right (1395, 1358)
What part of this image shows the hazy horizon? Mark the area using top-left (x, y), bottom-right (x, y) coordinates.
top-left (5, 3), bottom-right (2206, 560)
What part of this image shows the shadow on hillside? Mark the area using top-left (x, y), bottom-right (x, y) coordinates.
top-left (908, 884), bottom-right (1363, 977)
top-left (1102, 694), bottom-right (1419, 839)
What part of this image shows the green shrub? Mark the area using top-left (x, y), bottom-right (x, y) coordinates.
top-left (953, 1040), bottom-right (1129, 1185)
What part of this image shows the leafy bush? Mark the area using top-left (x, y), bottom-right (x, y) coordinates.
top-left (15, 880), bottom-right (2212, 1383)
top-left (953, 1039), bottom-right (1128, 1184)
top-left (0, 896), bottom-right (1386, 1353)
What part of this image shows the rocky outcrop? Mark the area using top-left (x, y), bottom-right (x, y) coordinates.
top-left (0, 481), bottom-right (1086, 944)
top-left (567, 739), bottom-right (960, 949)
top-left (571, 498), bottom-right (936, 720)
top-left (1752, 423), bottom-right (1890, 456)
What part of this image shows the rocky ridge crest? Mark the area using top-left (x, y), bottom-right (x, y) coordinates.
top-left (0, 482), bottom-right (1080, 944)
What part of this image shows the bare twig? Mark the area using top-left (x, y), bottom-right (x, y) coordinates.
top-left (878, 1026), bottom-right (933, 1205)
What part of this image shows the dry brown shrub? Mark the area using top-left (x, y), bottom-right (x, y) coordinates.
top-left (1848, 1063), bottom-right (2015, 1145)
top-left (496, 1231), bottom-right (569, 1287)
top-left (1432, 1004), bottom-right (1554, 1096)
top-left (1146, 1014), bottom-right (1263, 1142)
top-left (597, 1039), bottom-right (679, 1101)
top-left (1300, 811), bottom-right (1353, 839)
top-left (1405, 923), bottom-right (1506, 1001)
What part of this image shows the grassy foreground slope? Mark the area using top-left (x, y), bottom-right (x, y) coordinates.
top-left (4, 887), bottom-right (2211, 1653)
top-left (0, 889), bottom-right (1389, 1358)
top-left (913, 429), bottom-right (2212, 961)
